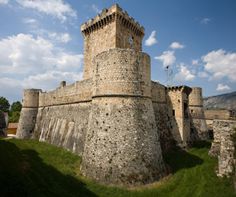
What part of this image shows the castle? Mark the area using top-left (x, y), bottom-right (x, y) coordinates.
top-left (16, 4), bottom-right (209, 186)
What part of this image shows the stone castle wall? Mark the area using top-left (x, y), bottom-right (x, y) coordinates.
top-left (151, 82), bottom-right (175, 152)
top-left (166, 87), bottom-right (191, 147)
top-left (209, 120), bottom-right (236, 177)
top-left (189, 87), bottom-right (208, 140)
top-left (81, 48), bottom-right (165, 185)
top-left (16, 89), bottom-right (41, 139)
top-left (34, 102), bottom-right (91, 156)
top-left (38, 79), bottom-right (92, 107)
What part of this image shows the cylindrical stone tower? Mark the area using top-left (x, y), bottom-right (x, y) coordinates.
top-left (189, 87), bottom-right (208, 140)
top-left (81, 49), bottom-right (165, 185)
top-left (16, 89), bottom-right (41, 139)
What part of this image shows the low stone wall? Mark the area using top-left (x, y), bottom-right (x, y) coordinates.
top-left (33, 102), bottom-right (91, 156)
top-left (39, 79), bottom-right (92, 107)
top-left (209, 120), bottom-right (236, 177)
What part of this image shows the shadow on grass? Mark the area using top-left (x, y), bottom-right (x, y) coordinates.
top-left (163, 145), bottom-right (204, 173)
top-left (190, 140), bottom-right (212, 149)
top-left (0, 140), bottom-right (97, 197)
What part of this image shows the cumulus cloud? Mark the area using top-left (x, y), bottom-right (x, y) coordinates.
top-left (0, 0), bottom-right (9, 5)
top-left (175, 64), bottom-right (195, 82)
top-left (91, 4), bottom-right (101, 14)
top-left (16, 0), bottom-right (77, 22)
top-left (145, 31), bottom-right (157, 46)
top-left (201, 18), bottom-right (211, 24)
top-left (202, 49), bottom-right (236, 81)
top-left (0, 33), bottom-right (83, 101)
top-left (216, 83), bottom-right (231, 92)
top-left (169, 42), bottom-right (184, 49)
top-left (155, 50), bottom-right (176, 67)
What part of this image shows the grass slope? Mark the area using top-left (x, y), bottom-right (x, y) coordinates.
top-left (0, 139), bottom-right (235, 197)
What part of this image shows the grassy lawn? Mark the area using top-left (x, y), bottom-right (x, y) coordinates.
top-left (0, 138), bottom-right (235, 197)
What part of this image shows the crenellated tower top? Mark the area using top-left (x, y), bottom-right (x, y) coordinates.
top-left (81, 4), bottom-right (145, 79)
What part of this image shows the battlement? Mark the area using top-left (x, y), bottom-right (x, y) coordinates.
top-left (81, 4), bottom-right (145, 80)
top-left (81, 4), bottom-right (144, 36)
top-left (167, 86), bottom-right (192, 95)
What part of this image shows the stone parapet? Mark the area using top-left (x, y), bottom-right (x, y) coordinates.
top-left (39, 79), bottom-right (92, 107)
top-left (81, 4), bottom-right (144, 36)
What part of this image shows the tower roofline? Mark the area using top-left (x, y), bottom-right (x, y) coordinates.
top-left (81, 4), bottom-right (144, 36)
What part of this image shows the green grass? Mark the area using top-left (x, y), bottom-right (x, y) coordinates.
top-left (0, 139), bottom-right (235, 197)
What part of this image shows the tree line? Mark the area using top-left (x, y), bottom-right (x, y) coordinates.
top-left (0, 96), bottom-right (22, 123)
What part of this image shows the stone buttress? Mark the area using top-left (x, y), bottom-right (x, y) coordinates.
top-left (81, 49), bottom-right (165, 185)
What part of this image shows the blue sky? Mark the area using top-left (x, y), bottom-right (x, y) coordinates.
top-left (0, 0), bottom-right (236, 103)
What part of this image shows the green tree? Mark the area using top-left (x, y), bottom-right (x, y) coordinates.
top-left (11, 101), bottom-right (22, 112)
top-left (8, 101), bottom-right (22, 123)
top-left (0, 97), bottom-right (10, 112)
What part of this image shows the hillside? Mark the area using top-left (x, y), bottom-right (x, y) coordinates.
top-left (203, 91), bottom-right (236, 110)
top-left (0, 139), bottom-right (235, 197)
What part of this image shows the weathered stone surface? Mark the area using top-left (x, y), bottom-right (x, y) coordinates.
top-left (151, 82), bottom-right (175, 152)
top-left (16, 89), bottom-right (41, 139)
top-left (34, 103), bottom-right (90, 156)
top-left (189, 87), bottom-right (209, 141)
top-left (80, 49), bottom-right (165, 185)
top-left (167, 86), bottom-right (192, 148)
top-left (209, 120), bottom-right (236, 177)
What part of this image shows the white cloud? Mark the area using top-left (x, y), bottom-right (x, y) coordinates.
top-left (192, 59), bottom-right (199, 65)
top-left (22, 18), bottom-right (37, 24)
top-left (16, 0), bottom-right (77, 22)
top-left (22, 18), bottom-right (39, 28)
top-left (169, 42), bottom-right (184, 49)
top-left (198, 71), bottom-right (209, 78)
top-left (216, 83), bottom-right (231, 92)
top-left (48, 32), bottom-right (71, 43)
top-left (22, 71), bottom-right (82, 90)
top-left (175, 64), bottom-right (195, 82)
top-left (201, 18), bottom-right (211, 24)
top-left (0, 33), bottom-right (83, 101)
top-left (155, 50), bottom-right (176, 67)
top-left (0, 0), bottom-right (9, 5)
top-left (91, 4), bottom-right (101, 14)
top-left (145, 31), bottom-right (157, 46)
top-left (202, 49), bottom-right (236, 81)
top-left (30, 29), bottom-right (72, 43)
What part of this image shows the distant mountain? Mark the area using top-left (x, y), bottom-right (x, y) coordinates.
top-left (203, 91), bottom-right (236, 110)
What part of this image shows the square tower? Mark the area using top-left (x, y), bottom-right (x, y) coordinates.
top-left (81, 4), bottom-right (145, 79)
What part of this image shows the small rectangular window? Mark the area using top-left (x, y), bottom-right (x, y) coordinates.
top-left (172, 109), bottom-right (175, 116)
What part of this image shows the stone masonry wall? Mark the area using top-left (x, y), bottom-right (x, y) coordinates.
top-left (151, 82), bottom-right (175, 152)
top-left (189, 87), bottom-right (208, 141)
top-left (209, 120), bottom-right (236, 177)
top-left (81, 49), bottom-right (165, 185)
top-left (16, 89), bottom-right (41, 139)
top-left (39, 79), bottom-right (92, 107)
top-left (33, 102), bottom-right (91, 156)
